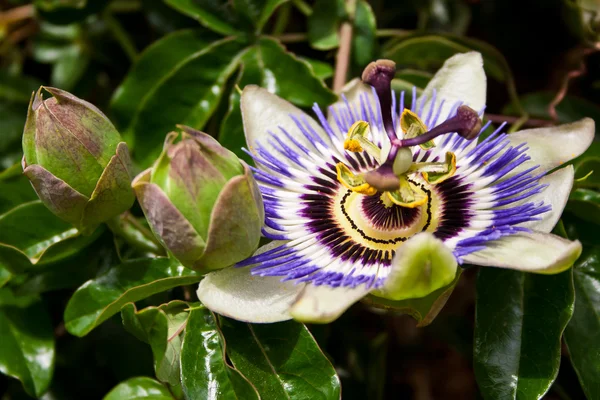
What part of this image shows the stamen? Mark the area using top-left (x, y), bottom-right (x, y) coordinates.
top-left (362, 59), bottom-right (397, 141)
top-left (336, 162), bottom-right (378, 195)
top-left (397, 105), bottom-right (482, 148)
top-left (343, 121), bottom-right (382, 161)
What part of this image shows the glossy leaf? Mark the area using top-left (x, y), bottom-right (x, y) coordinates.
top-left (352, 0), bottom-right (377, 67)
top-left (64, 258), bottom-right (200, 337)
top-left (219, 38), bottom-right (336, 157)
top-left (0, 301), bottom-right (55, 398)
top-left (233, 0), bottom-right (288, 32)
top-left (300, 57), bottom-right (335, 80)
top-left (14, 237), bottom-right (118, 296)
top-left (0, 201), bottom-right (101, 274)
top-left (362, 269), bottom-right (461, 327)
top-left (121, 301), bottom-right (189, 385)
top-left (564, 247), bottom-right (600, 400)
top-left (474, 268), bottom-right (574, 399)
top-left (163, 0), bottom-right (243, 35)
top-left (221, 318), bottom-right (341, 399)
top-left (307, 0), bottom-right (345, 50)
top-left (567, 188), bottom-right (600, 225)
top-left (383, 34), bottom-right (509, 82)
top-left (104, 377), bottom-right (174, 400)
top-left (0, 174), bottom-right (38, 216)
top-left (110, 31), bottom-right (246, 165)
top-left (180, 306), bottom-right (260, 400)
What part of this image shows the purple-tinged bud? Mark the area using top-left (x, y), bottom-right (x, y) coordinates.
top-left (132, 127), bottom-right (264, 272)
top-left (22, 87), bottom-right (135, 234)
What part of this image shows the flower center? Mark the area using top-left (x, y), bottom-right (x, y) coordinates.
top-left (336, 59), bottom-right (482, 209)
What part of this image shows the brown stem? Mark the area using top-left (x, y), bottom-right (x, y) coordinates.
top-left (0, 5), bottom-right (34, 26)
top-left (548, 45), bottom-right (600, 121)
top-left (333, 0), bottom-right (357, 93)
top-left (484, 113), bottom-right (556, 128)
top-left (276, 33), bottom-right (307, 43)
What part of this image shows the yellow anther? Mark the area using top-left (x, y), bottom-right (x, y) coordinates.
top-left (421, 152), bottom-right (457, 184)
top-left (400, 109), bottom-right (427, 133)
top-left (400, 109), bottom-right (435, 150)
top-left (344, 138), bottom-right (363, 153)
top-left (385, 177), bottom-right (428, 208)
top-left (346, 120), bottom-right (370, 140)
top-left (335, 162), bottom-right (378, 196)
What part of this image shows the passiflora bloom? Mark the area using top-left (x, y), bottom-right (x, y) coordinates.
top-left (197, 52), bottom-right (594, 324)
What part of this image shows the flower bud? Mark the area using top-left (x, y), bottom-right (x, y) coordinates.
top-left (132, 126), bottom-right (264, 272)
top-left (22, 87), bottom-right (135, 233)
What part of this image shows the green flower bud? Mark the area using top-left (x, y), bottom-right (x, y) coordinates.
top-left (132, 126), bottom-right (264, 272)
top-left (22, 86), bottom-right (135, 234)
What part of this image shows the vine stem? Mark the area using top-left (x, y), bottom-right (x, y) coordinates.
top-left (333, 0), bottom-right (357, 93)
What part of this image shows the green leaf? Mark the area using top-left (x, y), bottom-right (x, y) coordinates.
top-left (13, 236), bottom-right (118, 296)
top-left (567, 188), bottom-right (600, 225)
top-left (180, 306), bottom-right (260, 400)
top-left (299, 57), bottom-right (334, 80)
top-left (0, 264), bottom-right (11, 288)
top-left (564, 246), bottom-right (600, 400)
top-left (0, 71), bottom-right (41, 103)
top-left (104, 377), bottom-right (174, 400)
top-left (474, 268), bottom-right (574, 399)
top-left (233, 0), bottom-right (288, 32)
top-left (362, 269), bottom-right (461, 327)
top-left (121, 301), bottom-right (189, 385)
top-left (221, 318), bottom-right (341, 400)
top-left (352, 0), bottom-right (377, 67)
top-left (573, 157), bottom-right (600, 189)
top-left (307, 0), bottom-right (345, 50)
top-left (0, 201), bottom-right (101, 274)
top-left (110, 31), bottom-right (246, 165)
top-left (383, 34), bottom-right (505, 82)
top-left (219, 38), bottom-right (336, 158)
top-left (163, 0), bottom-right (243, 35)
top-left (50, 45), bottom-right (90, 91)
top-left (0, 174), bottom-right (38, 216)
top-left (0, 301), bottom-right (55, 398)
top-left (395, 69), bottom-right (432, 89)
top-left (64, 257), bottom-right (200, 337)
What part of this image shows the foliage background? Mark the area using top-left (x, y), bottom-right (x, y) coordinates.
top-left (1, 0), bottom-right (600, 399)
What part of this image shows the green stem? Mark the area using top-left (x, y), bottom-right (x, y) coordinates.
top-left (104, 12), bottom-right (137, 62)
top-left (272, 2), bottom-right (291, 36)
top-left (292, 0), bottom-right (312, 16)
top-left (106, 214), bottom-right (165, 256)
top-left (376, 29), bottom-right (412, 37)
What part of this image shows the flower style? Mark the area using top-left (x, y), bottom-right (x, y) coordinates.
top-left (197, 52), bottom-right (594, 324)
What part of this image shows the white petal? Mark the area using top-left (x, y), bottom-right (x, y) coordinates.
top-left (519, 165), bottom-right (574, 233)
top-left (374, 232), bottom-right (458, 300)
top-left (241, 85), bottom-right (330, 157)
top-left (462, 231), bottom-right (582, 274)
top-left (506, 118), bottom-right (595, 174)
top-left (290, 284), bottom-right (370, 323)
top-left (421, 52), bottom-right (486, 126)
top-left (197, 241), bottom-right (305, 323)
